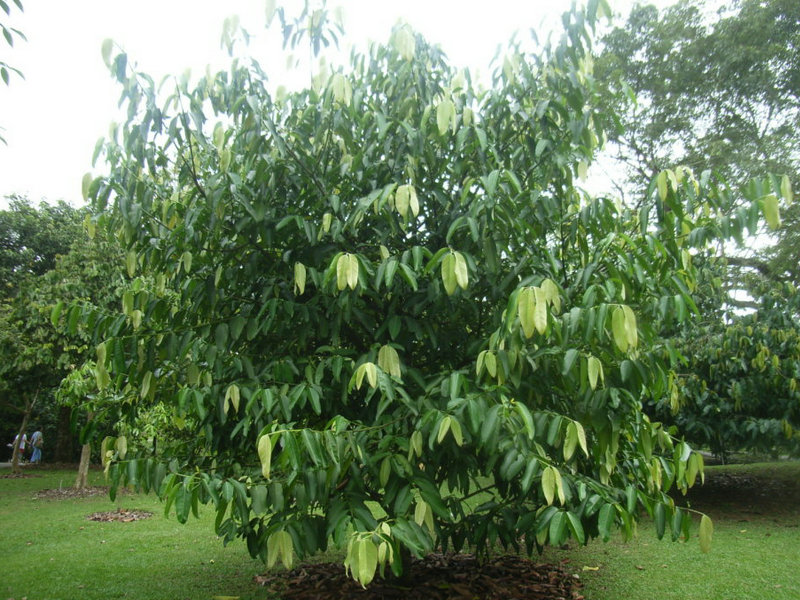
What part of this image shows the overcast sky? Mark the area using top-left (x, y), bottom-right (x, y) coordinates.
top-left (0, 0), bottom-right (663, 208)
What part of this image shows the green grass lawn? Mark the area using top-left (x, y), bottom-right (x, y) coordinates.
top-left (0, 469), bottom-right (265, 600)
top-left (1, 462), bottom-right (798, 600)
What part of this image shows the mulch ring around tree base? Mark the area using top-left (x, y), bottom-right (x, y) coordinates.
top-left (86, 508), bottom-right (153, 522)
top-left (255, 553), bottom-right (583, 600)
top-left (35, 486), bottom-right (129, 500)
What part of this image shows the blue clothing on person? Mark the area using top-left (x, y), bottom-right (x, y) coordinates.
top-left (29, 430), bottom-right (43, 464)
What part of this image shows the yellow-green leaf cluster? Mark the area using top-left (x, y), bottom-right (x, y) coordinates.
top-left (441, 251), bottom-right (468, 295)
top-left (337, 253), bottom-right (359, 290)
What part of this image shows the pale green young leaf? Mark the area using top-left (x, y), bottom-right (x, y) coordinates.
top-left (441, 253), bottom-right (456, 295)
top-left (450, 417), bottom-right (463, 446)
top-left (587, 356), bottom-right (602, 390)
top-left (356, 537), bottom-right (378, 587)
top-left (125, 250), bottom-right (137, 277)
top-left (657, 170), bottom-right (668, 201)
top-left (436, 99), bottom-right (455, 136)
top-left (518, 287), bottom-right (536, 338)
top-left (533, 287), bottom-right (548, 334)
top-left (780, 174), bottom-right (793, 204)
top-left (485, 351), bottom-right (497, 378)
top-left (378, 344), bottom-right (401, 378)
top-left (622, 305), bottom-right (638, 348)
top-left (453, 251), bottom-right (468, 290)
top-left (541, 278), bottom-right (561, 313)
top-left (347, 254), bottom-right (359, 289)
top-left (365, 362), bottom-right (377, 388)
top-left (611, 306), bottom-right (628, 352)
top-left (564, 422), bottom-right (578, 461)
top-left (762, 194), bottom-right (781, 230)
top-left (542, 466), bottom-right (555, 505)
top-left (437, 415), bottom-right (452, 444)
top-left (258, 433), bottom-right (272, 479)
top-left (294, 262), bottom-right (306, 295)
top-left (115, 435), bottom-right (128, 459)
top-left (395, 184), bottom-right (410, 219)
top-left (337, 254), bottom-right (349, 291)
top-left (81, 173), bottom-right (93, 201)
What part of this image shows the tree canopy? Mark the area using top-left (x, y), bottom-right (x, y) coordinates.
top-left (81, 2), bottom-right (784, 584)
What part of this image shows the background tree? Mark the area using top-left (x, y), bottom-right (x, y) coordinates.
top-left (0, 200), bottom-right (124, 469)
top-left (84, 2), bottom-right (778, 583)
top-left (0, 198), bottom-right (84, 469)
top-left (597, 0), bottom-right (800, 458)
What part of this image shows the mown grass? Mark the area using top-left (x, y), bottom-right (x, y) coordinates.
top-left (542, 461), bottom-right (800, 600)
top-left (1, 461), bottom-right (798, 600)
top-left (0, 469), bottom-right (265, 600)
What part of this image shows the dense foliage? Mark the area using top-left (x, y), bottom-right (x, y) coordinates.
top-left (81, 2), bottom-right (783, 583)
top-left (598, 0), bottom-right (800, 458)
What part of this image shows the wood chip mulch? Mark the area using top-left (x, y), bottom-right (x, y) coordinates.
top-left (255, 553), bottom-right (584, 600)
top-left (35, 486), bottom-right (118, 500)
top-left (86, 508), bottom-right (153, 522)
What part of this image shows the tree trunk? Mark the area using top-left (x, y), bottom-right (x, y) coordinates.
top-left (75, 443), bottom-right (91, 489)
top-left (74, 410), bottom-right (94, 489)
top-left (11, 392), bottom-right (38, 475)
top-left (54, 405), bottom-right (74, 463)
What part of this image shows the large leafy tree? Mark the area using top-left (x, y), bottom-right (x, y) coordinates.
top-left (86, 3), bottom-right (776, 583)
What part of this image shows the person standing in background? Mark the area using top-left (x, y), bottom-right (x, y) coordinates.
top-left (29, 428), bottom-right (43, 464)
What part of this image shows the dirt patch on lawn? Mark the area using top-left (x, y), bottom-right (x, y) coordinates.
top-left (35, 486), bottom-right (128, 500)
top-left (255, 553), bottom-right (583, 600)
top-left (86, 508), bottom-right (153, 522)
top-left (679, 462), bottom-right (800, 520)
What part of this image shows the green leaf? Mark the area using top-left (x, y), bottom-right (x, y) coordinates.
top-left (436, 99), bottom-right (455, 135)
top-left (518, 287), bottom-right (536, 338)
top-left (50, 301), bottom-right (64, 327)
top-left (81, 173), bottom-right (93, 202)
top-left (101, 38), bottom-right (113, 67)
top-left (622, 305), bottom-right (638, 349)
top-left (365, 362), bottom-right (377, 388)
top-left (140, 371), bottom-right (153, 399)
top-left (437, 415), bottom-right (452, 444)
top-left (337, 254), bottom-right (350, 291)
top-left (699, 514), bottom-right (713, 553)
top-left (542, 466), bottom-right (555, 505)
top-left (533, 287), bottom-right (548, 334)
top-left (780, 174), bottom-right (793, 204)
top-left (441, 253), bottom-right (456, 295)
top-left (657, 170), bottom-right (668, 201)
top-left (587, 356), bottom-right (602, 390)
top-left (564, 422), bottom-right (578, 461)
top-left (762, 194), bottom-right (781, 230)
top-left (611, 306), bottom-right (628, 352)
top-left (598, 503), bottom-right (615, 541)
top-left (562, 348), bottom-right (579, 376)
top-left (294, 262), bottom-right (306, 295)
top-left (378, 344), bottom-right (401, 378)
top-left (258, 434), bottom-right (272, 479)
top-left (453, 251), bottom-right (468, 290)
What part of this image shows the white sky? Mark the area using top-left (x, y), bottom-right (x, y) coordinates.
top-left (0, 0), bottom-right (662, 208)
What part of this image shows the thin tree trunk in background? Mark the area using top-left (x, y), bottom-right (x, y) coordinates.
top-left (11, 392), bottom-right (38, 475)
top-left (54, 405), bottom-right (74, 463)
top-left (75, 443), bottom-right (91, 489)
top-left (74, 411), bottom-right (94, 489)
